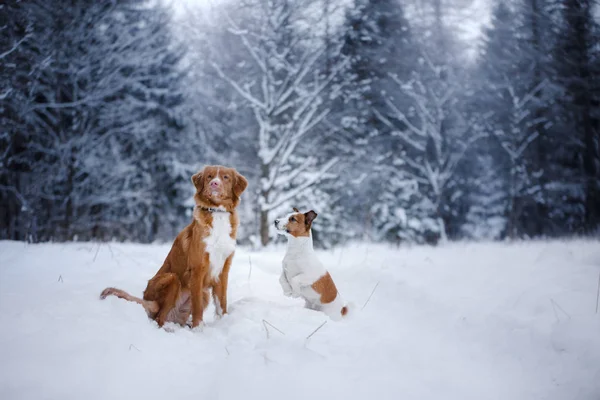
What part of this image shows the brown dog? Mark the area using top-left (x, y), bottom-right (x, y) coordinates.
top-left (100, 165), bottom-right (248, 328)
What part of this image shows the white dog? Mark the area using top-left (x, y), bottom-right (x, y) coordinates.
top-left (274, 208), bottom-right (351, 321)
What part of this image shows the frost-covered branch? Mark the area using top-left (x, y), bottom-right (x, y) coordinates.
top-left (206, 0), bottom-right (346, 244)
top-left (0, 34), bottom-right (30, 60)
top-left (211, 61), bottom-right (266, 109)
top-left (263, 157), bottom-right (339, 211)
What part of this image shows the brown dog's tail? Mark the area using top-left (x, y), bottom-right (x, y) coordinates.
top-left (100, 287), bottom-right (159, 315)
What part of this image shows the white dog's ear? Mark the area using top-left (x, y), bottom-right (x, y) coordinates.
top-left (293, 207), bottom-right (300, 213)
top-left (304, 210), bottom-right (317, 227)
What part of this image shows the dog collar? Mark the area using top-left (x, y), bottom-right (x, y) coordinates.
top-left (196, 206), bottom-right (230, 214)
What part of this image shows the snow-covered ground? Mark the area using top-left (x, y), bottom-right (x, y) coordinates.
top-left (0, 239), bottom-right (599, 400)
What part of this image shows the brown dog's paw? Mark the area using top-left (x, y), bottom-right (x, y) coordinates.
top-left (189, 320), bottom-right (205, 332)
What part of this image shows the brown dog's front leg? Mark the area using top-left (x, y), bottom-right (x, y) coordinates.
top-left (190, 266), bottom-right (207, 328)
top-left (213, 254), bottom-right (234, 316)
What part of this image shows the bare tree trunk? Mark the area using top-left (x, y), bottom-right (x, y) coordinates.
top-left (8, 196), bottom-right (17, 240)
top-left (260, 209), bottom-right (270, 246)
top-left (507, 164), bottom-right (518, 239)
top-left (437, 216), bottom-right (447, 242)
top-left (529, 0), bottom-right (549, 236)
top-left (323, 0), bottom-right (331, 74)
top-left (64, 155), bottom-right (75, 241)
top-left (150, 212), bottom-right (159, 243)
top-left (507, 199), bottom-right (517, 240)
top-left (260, 161), bottom-right (271, 246)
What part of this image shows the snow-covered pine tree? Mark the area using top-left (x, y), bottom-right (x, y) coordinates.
top-left (92, 2), bottom-right (187, 242)
top-left (374, 0), bottom-right (487, 243)
top-left (0, 0), bottom-right (41, 240)
top-left (370, 158), bottom-right (440, 244)
top-left (339, 0), bottom-right (415, 139)
top-left (474, 0), bottom-right (557, 238)
top-left (298, 0), bottom-right (363, 247)
top-left (476, 1), bottom-right (532, 239)
top-left (12, 0), bottom-right (121, 241)
top-left (178, 3), bottom-right (257, 165)
top-left (337, 0), bottom-right (427, 243)
top-left (552, 0), bottom-right (600, 234)
top-left (378, 56), bottom-right (484, 243)
top-left (460, 2), bottom-right (518, 240)
top-left (0, 0), bottom-right (187, 242)
top-left (513, 0), bottom-right (556, 237)
top-left (460, 153), bottom-right (508, 240)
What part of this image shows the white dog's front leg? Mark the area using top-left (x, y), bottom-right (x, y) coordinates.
top-left (289, 273), bottom-right (312, 293)
top-left (279, 271), bottom-right (295, 297)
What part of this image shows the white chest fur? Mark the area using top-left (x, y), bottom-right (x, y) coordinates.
top-left (282, 236), bottom-right (327, 285)
top-left (204, 212), bottom-right (236, 281)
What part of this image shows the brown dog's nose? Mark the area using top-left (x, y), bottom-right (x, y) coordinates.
top-left (210, 180), bottom-right (220, 188)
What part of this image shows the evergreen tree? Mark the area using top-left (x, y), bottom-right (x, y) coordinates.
top-left (514, 0), bottom-right (555, 237)
top-left (340, 0), bottom-right (415, 137)
top-left (473, 0), bottom-right (557, 238)
top-left (338, 0), bottom-right (425, 242)
top-left (0, 0), bottom-right (42, 240)
top-left (0, 0), bottom-right (187, 242)
top-left (95, 2), bottom-right (187, 241)
top-left (553, 0), bottom-right (600, 234)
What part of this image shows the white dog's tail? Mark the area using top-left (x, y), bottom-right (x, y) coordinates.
top-left (341, 301), bottom-right (355, 319)
top-left (323, 295), bottom-right (355, 321)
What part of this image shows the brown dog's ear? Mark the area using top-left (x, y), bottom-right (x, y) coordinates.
top-left (233, 170), bottom-right (248, 198)
top-left (304, 210), bottom-right (317, 227)
top-left (293, 207), bottom-right (300, 213)
top-left (191, 171), bottom-right (204, 192)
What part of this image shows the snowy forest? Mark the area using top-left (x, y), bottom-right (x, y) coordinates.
top-left (1, 0), bottom-right (599, 247)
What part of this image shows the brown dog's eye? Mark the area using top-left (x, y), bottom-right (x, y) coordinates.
top-left (290, 217), bottom-right (296, 222)
top-left (207, 175), bottom-right (212, 179)
top-left (223, 175), bottom-right (229, 180)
